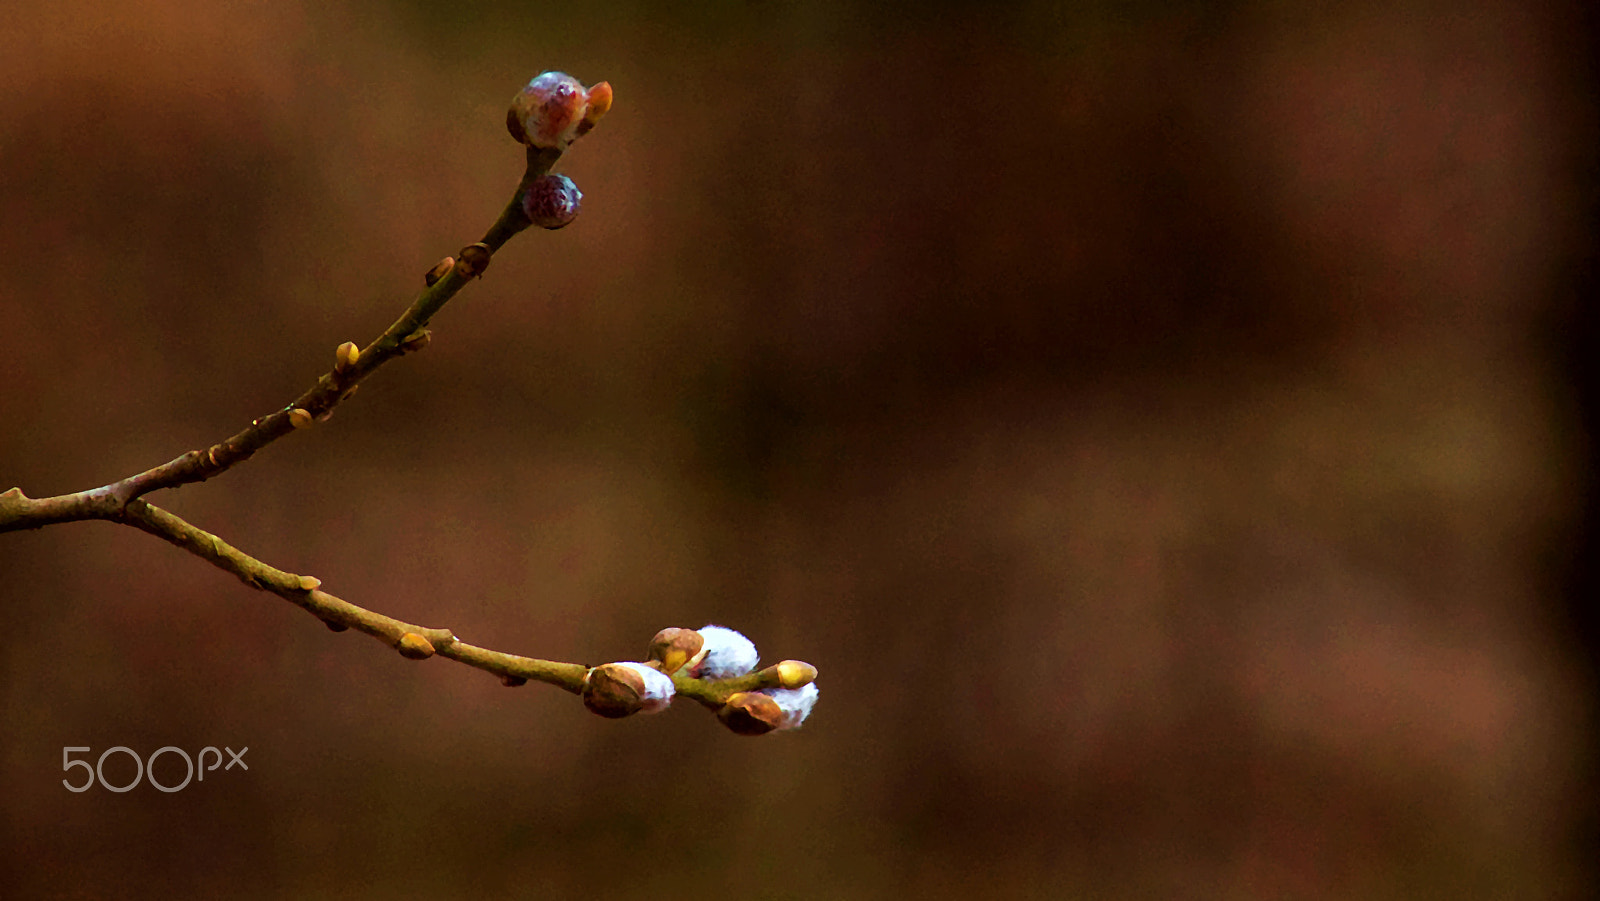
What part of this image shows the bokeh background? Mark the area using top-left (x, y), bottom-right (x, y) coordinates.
top-left (2, 0), bottom-right (1596, 897)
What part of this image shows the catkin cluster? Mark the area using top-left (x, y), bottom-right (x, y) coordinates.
top-left (584, 625), bottom-right (821, 736)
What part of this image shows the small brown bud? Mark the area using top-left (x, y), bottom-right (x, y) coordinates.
top-left (583, 663), bottom-right (646, 718)
top-left (401, 329), bottom-right (432, 352)
top-left (775, 659), bottom-right (818, 690)
top-left (288, 408), bottom-right (313, 429)
top-left (718, 692), bottom-right (784, 736)
top-left (585, 81), bottom-right (613, 123)
top-left (207, 446), bottom-right (222, 466)
top-left (574, 81), bottom-right (613, 139)
top-left (323, 618), bottom-right (348, 632)
top-left (501, 674), bottom-right (528, 687)
top-left (396, 632), bottom-right (436, 660)
top-left (335, 341), bottom-right (360, 372)
top-left (647, 627), bottom-right (705, 675)
top-left (425, 256), bottom-right (455, 287)
top-left (296, 575), bottom-right (322, 591)
top-left (456, 243), bottom-right (492, 279)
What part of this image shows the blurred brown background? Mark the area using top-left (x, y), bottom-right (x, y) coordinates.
top-left (2, 0), bottom-right (1596, 897)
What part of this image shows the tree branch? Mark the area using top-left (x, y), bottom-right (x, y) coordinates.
top-left (0, 74), bottom-right (819, 733)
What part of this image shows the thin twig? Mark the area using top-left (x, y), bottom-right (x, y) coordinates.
top-left (0, 146), bottom-right (560, 533)
top-left (109, 496), bottom-right (767, 706)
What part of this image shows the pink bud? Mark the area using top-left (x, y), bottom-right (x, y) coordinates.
top-left (507, 72), bottom-right (598, 149)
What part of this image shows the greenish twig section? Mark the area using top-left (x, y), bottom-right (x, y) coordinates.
top-left (0, 146), bottom-right (563, 536)
top-left (115, 496), bottom-right (591, 694)
top-left (104, 495), bottom-right (780, 706)
top-left (673, 667), bottom-right (796, 709)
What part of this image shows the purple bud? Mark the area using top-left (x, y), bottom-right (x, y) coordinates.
top-left (522, 174), bottom-right (582, 230)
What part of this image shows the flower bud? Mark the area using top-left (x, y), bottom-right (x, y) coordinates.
top-left (296, 575), bottom-right (321, 591)
top-left (396, 632), bottom-right (436, 660)
top-left (760, 683), bottom-right (820, 730)
top-left (718, 691), bottom-right (784, 736)
top-left (456, 242), bottom-right (492, 279)
top-left (583, 661), bottom-right (676, 718)
top-left (425, 256), bottom-right (455, 287)
top-left (288, 408), bottom-right (313, 429)
top-left (521, 174), bottom-right (582, 230)
top-left (335, 341), bottom-right (360, 372)
top-left (647, 627), bottom-right (705, 675)
top-left (686, 625), bottom-right (759, 679)
top-left (774, 659), bottom-right (818, 690)
top-left (401, 329), bottom-right (432, 352)
top-left (507, 72), bottom-right (606, 149)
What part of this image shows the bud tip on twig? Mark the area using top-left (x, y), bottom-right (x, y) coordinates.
top-left (507, 72), bottom-right (612, 149)
top-left (425, 257), bottom-right (455, 287)
top-left (456, 243), bottom-right (492, 279)
top-left (775, 659), bottom-right (818, 689)
top-left (335, 341), bottom-right (360, 373)
top-left (397, 632), bottom-right (436, 660)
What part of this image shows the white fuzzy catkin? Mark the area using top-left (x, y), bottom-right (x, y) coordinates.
top-left (690, 625), bottom-right (760, 679)
top-left (616, 662), bottom-right (676, 713)
top-left (761, 683), bottom-right (820, 730)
